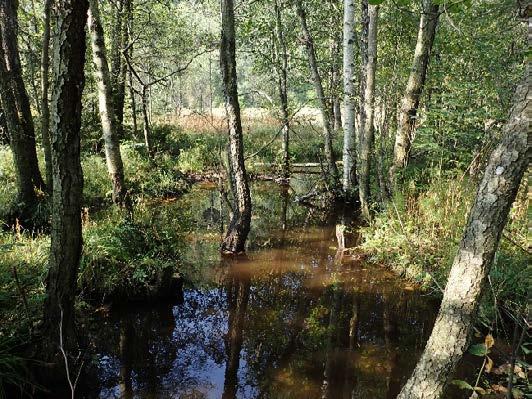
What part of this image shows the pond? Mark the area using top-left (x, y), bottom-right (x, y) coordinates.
top-left (79, 178), bottom-right (467, 399)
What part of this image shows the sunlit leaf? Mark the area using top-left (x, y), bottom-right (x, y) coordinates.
top-left (484, 334), bottom-right (494, 349)
top-left (485, 356), bottom-right (493, 373)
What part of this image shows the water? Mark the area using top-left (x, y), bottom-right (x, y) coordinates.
top-left (82, 179), bottom-right (465, 399)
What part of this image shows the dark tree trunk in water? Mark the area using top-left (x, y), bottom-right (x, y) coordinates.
top-left (294, 0), bottom-right (338, 183)
top-left (358, 1), bottom-right (378, 220)
top-left (43, 0), bottom-right (88, 360)
top-left (274, 0), bottom-right (290, 180)
top-left (41, 0), bottom-right (53, 190)
top-left (397, 80), bottom-right (529, 399)
top-left (390, 0), bottom-right (439, 184)
top-left (222, 275), bottom-right (250, 399)
top-left (88, 0), bottom-right (128, 205)
top-left (220, 0), bottom-right (252, 254)
top-left (0, 0), bottom-right (45, 194)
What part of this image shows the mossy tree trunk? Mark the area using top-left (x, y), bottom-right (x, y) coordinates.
top-left (40, 0), bottom-right (53, 190)
top-left (43, 0), bottom-right (89, 360)
top-left (358, 1), bottom-right (378, 220)
top-left (88, 0), bottom-right (128, 205)
top-left (397, 80), bottom-right (529, 399)
top-left (389, 0), bottom-right (439, 185)
top-left (220, 0), bottom-right (252, 254)
top-left (0, 0), bottom-right (45, 200)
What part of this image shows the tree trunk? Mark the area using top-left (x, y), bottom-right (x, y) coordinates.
top-left (389, 0), bottom-right (439, 183)
top-left (0, 0), bottom-right (45, 192)
top-left (220, 0), bottom-right (252, 254)
top-left (43, 0), bottom-right (88, 360)
top-left (294, 0), bottom-right (338, 182)
top-left (40, 0), bottom-right (53, 190)
top-left (0, 39), bottom-right (37, 213)
top-left (110, 0), bottom-right (128, 133)
top-left (397, 80), bottom-right (529, 399)
top-left (342, 0), bottom-right (357, 195)
top-left (141, 86), bottom-right (152, 156)
top-left (88, 0), bottom-right (128, 205)
top-left (274, 0), bottom-right (290, 180)
top-left (358, 2), bottom-right (378, 220)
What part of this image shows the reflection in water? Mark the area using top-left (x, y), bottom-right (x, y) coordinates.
top-left (80, 181), bottom-right (459, 399)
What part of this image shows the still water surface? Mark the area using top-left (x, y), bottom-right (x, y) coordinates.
top-left (84, 179), bottom-right (464, 399)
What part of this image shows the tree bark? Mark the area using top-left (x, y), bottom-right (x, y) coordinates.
top-left (294, 0), bottom-right (338, 182)
top-left (110, 0), bottom-right (128, 134)
top-left (342, 0), bottom-right (357, 195)
top-left (0, 0), bottom-right (45, 192)
top-left (40, 0), bottom-right (53, 190)
top-left (220, 0), bottom-right (252, 254)
top-left (0, 37), bottom-right (38, 212)
top-left (390, 0), bottom-right (439, 184)
top-left (397, 80), bottom-right (529, 399)
top-left (358, 2), bottom-right (378, 220)
top-left (43, 0), bottom-right (88, 360)
top-left (274, 0), bottom-right (290, 180)
top-left (88, 0), bottom-right (128, 205)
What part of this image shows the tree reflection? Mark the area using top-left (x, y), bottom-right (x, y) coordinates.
top-left (222, 273), bottom-right (251, 399)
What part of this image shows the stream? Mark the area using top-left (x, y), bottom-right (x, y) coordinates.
top-left (80, 177), bottom-right (469, 399)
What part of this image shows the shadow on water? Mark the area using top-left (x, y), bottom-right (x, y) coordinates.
top-left (77, 177), bottom-right (462, 399)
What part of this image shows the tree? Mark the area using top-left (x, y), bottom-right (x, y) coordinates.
top-left (389, 0), bottom-right (439, 184)
top-left (43, 0), bottom-right (89, 360)
top-left (110, 0), bottom-right (129, 134)
top-left (397, 79), bottom-right (529, 399)
top-left (294, 0), bottom-right (338, 183)
top-left (220, 0), bottom-right (252, 254)
top-left (273, 0), bottom-right (290, 180)
top-left (41, 0), bottom-right (53, 190)
top-left (0, 0), bottom-right (45, 203)
top-left (341, 0), bottom-right (357, 195)
top-left (88, 0), bottom-right (128, 205)
top-left (358, 1), bottom-right (378, 220)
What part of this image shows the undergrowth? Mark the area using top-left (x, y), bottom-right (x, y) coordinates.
top-left (359, 174), bottom-right (530, 321)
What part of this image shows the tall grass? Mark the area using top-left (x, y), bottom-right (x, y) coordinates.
top-left (359, 175), bottom-right (530, 315)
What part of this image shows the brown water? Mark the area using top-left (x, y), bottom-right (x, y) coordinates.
top-left (83, 179), bottom-right (468, 399)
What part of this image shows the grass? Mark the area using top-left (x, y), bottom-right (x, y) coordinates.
top-left (359, 173), bottom-right (530, 325)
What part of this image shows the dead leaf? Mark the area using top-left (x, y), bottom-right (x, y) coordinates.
top-left (485, 356), bottom-right (494, 373)
top-left (485, 334), bottom-right (495, 349)
top-left (491, 384), bottom-right (508, 394)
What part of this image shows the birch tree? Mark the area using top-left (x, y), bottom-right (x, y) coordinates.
top-left (43, 0), bottom-right (89, 360)
top-left (342, 0), bottom-right (357, 195)
top-left (358, 1), bottom-right (378, 220)
top-left (397, 79), bottom-right (529, 399)
top-left (220, 0), bottom-right (252, 254)
top-left (88, 0), bottom-right (128, 205)
top-left (389, 0), bottom-right (439, 185)
top-left (294, 0), bottom-right (338, 183)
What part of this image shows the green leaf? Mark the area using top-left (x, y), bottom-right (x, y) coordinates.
top-left (468, 343), bottom-right (488, 356)
top-left (451, 380), bottom-right (473, 390)
top-left (368, 0), bottom-right (385, 4)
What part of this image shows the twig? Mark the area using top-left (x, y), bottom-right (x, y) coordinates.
top-left (58, 307), bottom-right (83, 399)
